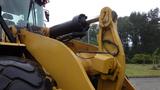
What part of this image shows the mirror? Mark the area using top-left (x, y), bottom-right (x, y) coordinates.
top-left (45, 10), bottom-right (49, 22)
top-left (35, 0), bottom-right (49, 6)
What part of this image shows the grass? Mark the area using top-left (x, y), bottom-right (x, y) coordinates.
top-left (126, 64), bottom-right (160, 77)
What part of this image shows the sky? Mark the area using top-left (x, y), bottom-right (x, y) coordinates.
top-left (45, 0), bottom-right (160, 27)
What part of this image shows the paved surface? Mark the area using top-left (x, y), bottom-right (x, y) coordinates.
top-left (129, 77), bottom-right (160, 90)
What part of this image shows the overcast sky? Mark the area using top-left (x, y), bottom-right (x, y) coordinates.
top-left (45, 0), bottom-right (160, 27)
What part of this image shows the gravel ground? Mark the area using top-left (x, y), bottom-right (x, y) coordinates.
top-left (129, 77), bottom-right (160, 90)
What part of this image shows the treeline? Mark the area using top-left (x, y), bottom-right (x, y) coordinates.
top-left (118, 8), bottom-right (160, 63)
top-left (81, 8), bottom-right (160, 64)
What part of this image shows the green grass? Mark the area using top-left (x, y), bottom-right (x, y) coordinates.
top-left (126, 64), bottom-right (160, 77)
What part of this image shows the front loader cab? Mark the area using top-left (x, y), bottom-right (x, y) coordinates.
top-left (0, 0), bottom-right (46, 28)
top-left (0, 1), bottom-right (53, 90)
top-left (0, 0), bottom-right (49, 42)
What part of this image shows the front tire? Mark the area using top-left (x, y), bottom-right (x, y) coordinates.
top-left (0, 56), bottom-right (53, 90)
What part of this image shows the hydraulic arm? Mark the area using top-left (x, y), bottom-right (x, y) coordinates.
top-left (0, 4), bottom-right (135, 90)
top-left (49, 14), bottom-right (99, 42)
top-left (18, 7), bottom-right (135, 90)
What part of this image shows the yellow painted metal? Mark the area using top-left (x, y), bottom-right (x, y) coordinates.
top-left (64, 7), bottom-right (135, 90)
top-left (10, 26), bottom-right (21, 43)
top-left (91, 54), bottom-right (116, 74)
top-left (1, 26), bottom-right (20, 43)
top-left (122, 77), bottom-right (135, 90)
top-left (0, 42), bottom-right (25, 46)
top-left (66, 40), bottom-right (98, 53)
top-left (77, 53), bottom-right (117, 76)
top-left (67, 40), bottom-right (117, 76)
top-left (41, 27), bottom-right (50, 36)
top-left (0, 5), bottom-right (135, 90)
top-left (19, 29), bottom-right (95, 90)
top-left (97, 7), bottom-right (135, 90)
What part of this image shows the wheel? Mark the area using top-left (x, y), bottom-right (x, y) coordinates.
top-left (0, 56), bottom-right (53, 90)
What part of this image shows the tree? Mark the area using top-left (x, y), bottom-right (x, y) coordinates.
top-left (117, 12), bottom-right (148, 59)
top-left (118, 16), bottom-right (133, 60)
top-left (152, 48), bottom-right (160, 69)
top-left (140, 8), bottom-right (160, 54)
top-left (129, 12), bottom-right (148, 54)
top-left (118, 8), bottom-right (160, 62)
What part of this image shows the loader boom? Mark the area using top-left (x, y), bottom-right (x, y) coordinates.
top-left (0, 0), bottom-right (135, 90)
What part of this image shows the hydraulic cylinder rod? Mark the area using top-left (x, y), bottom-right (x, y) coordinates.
top-left (49, 14), bottom-right (99, 39)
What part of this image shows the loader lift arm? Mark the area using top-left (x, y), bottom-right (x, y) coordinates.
top-left (19, 7), bottom-right (135, 90)
top-left (0, 1), bottom-right (135, 89)
top-left (66, 7), bottom-right (135, 90)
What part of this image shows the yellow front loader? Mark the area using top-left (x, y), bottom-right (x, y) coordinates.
top-left (0, 0), bottom-right (134, 90)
